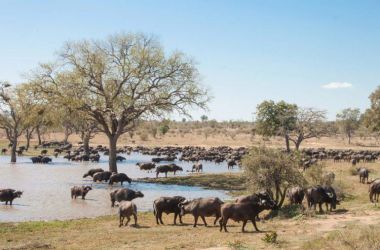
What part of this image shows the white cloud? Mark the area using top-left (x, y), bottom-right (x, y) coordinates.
top-left (322, 82), bottom-right (353, 89)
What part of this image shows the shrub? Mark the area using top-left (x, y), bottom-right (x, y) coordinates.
top-left (262, 232), bottom-right (278, 244)
top-left (242, 146), bottom-right (306, 208)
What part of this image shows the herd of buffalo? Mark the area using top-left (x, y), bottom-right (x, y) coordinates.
top-left (2, 143), bottom-right (380, 232)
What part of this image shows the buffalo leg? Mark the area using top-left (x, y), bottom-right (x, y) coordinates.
top-left (155, 214), bottom-right (160, 225)
top-left (159, 212), bottom-right (164, 224)
top-left (242, 220), bottom-right (247, 232)
top-left (219, 218), bottom-right (223, 232)
top-left (179, 214), bottom-right (183, 224)
top-left (214, 215), bottom-right (220, 225)
top-left (133, 213), bottom-right (137, 225)
top-left (193, 215), bottom-right (199, 227)
top-left (119, 215), bottom-right (124, 227)
top-left (223, 218), bottom-right (228, 232)
top-left (252, 218), bottom-right (260, 232)
top-left (318, 203), bottom-right (323, 213)
top-left (201, 216), bottom-right (208, 227)
top-left (125, 217), bottom-right (130, 226)
top-left (174, 213), bottom-right (178, 225)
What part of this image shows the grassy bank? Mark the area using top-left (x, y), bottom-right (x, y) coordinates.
top-left (138, 173), bottom-right (246, 194)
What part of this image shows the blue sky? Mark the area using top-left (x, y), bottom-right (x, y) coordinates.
top-left (0, 0), bottom-right (380, 121)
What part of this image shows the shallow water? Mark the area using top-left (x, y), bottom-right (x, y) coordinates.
top-left (0, 153), bottom-right (237, 222)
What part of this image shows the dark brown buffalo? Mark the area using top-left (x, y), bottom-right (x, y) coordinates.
top-left (137, 162), bottom-right (156, 171)
top-left (156, 164), bottom-right (183, 178)
top-left (83, 168), bottom-right (104, 178)
top-left (0, 189), bottom-right (23, 205)
top-left (109, 173), bottom-right (132, 186)
top-left (110, 188), bottom-right (144, 207)
top-left (369, 179), bottom-right (380, 204)
top-left (235, 191), bottom-right (273, 204)
top-left (306, 185), bottom-right (339, 212)
top-left (71, 186), bottom-right (92, 199)
top-left (287, 187), bottom-right (305, 205)
top-left (93, 171), bottom-right (113, 182)
top-left (219, 198), bottom-right (276, 232)
top-left (179, 197), bottom-right (224, 227)
top-left (357, 167), bottom-right (369, 183)
top-left (153, 196), bottom-right (186, 225)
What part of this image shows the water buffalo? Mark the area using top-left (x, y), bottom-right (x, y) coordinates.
top-left (109, 173), bottom-right (132, 186)
top-left (93, 171), bottom-right (113, 182)
top-left (119, 201), bottom-right (137, 227)
top-left (235, 191), bottom-right (273, 204)
top-left (156, 164), bottom-right (183, 178)
top-left (116, 155), bottom-right (126, 162)
top-left (306, 185), bottom-right (339, 212)
top-left (153, 196), bottom-right (186, 225)
top-left (110, 188), bottom-right (144, 207)
top-left (357, 167), bottom-right (369, 183)
top-left (179, 197), bottom-right (224, 227)
top-left (30, 156), bottom-right (52, 164)
top-left (0, 189), bottom-right (23, 205)
top-left (219, 198), bottom-right (276, 232)
top-left (137, 162), bottom-right (156, 171)
top-left (227, 160), bottom-right (236, 169)
top-left (192, 163), bottom-right (203, 173)
top-left (71, 186), bottom-right (92, 199)
top-left (83, 168), bottom-right (104, 178)
top-left (369, 179), bottom-right (380, 204)
top-left (287, 187), bottom-right (305, 205)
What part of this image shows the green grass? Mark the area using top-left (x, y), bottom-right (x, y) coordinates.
top-left (137, 173), bottom-right (247, 192)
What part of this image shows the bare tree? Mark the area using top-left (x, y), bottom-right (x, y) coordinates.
top-left (288, 108), bottom-right (327, 150)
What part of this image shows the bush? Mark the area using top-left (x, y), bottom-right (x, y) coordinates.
top-left (139, 132), bottom-right (149, 141)
top-left (274, 204), bottom-right (303, 219)
top-left (262, 232), bottom-right (278, 244)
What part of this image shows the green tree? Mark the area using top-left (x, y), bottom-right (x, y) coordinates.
top-left (158, 120), bottom-right (170, 136)
top-left (336, 108), bottom-right (361, 144)
top-left (0, 82), bottom-right (36, 162)
top-left (200, 115), bottom-right (208, 122)
top-left (31, 33), bottom-right (209, 172)
top-left (255, 100), bottom-right (297, 152)
top-left (242, 146), bottom-right (306, 208)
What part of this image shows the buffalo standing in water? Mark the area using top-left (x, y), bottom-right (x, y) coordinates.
top-left (71, 186), bottom-right (92, 199)
top-left (109, 173), bottom-right (132, 186)
top-left (0, 189), bottom-right (23, 205)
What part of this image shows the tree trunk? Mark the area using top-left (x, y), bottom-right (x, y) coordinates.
top-left (108, 135), bottom-right (119, 173)
top-left (11, 135), bottom-right (17, 163)
top-left (25, 128), bottom-right (34, 151)
top-left (348, 133), bottom-right (351, 144)
top-left (36, 126), bottom-right (42, 145)
top-left (83, 132), bottom-right (91, 157)
top-left (295, 136), bottom-right (303, 151)
top-left (278, 187), bottom-right (288, 208)
top-left (64, 126), bottom-right (71, 144)
top-left (285, 134), bottom-right (291, 153)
